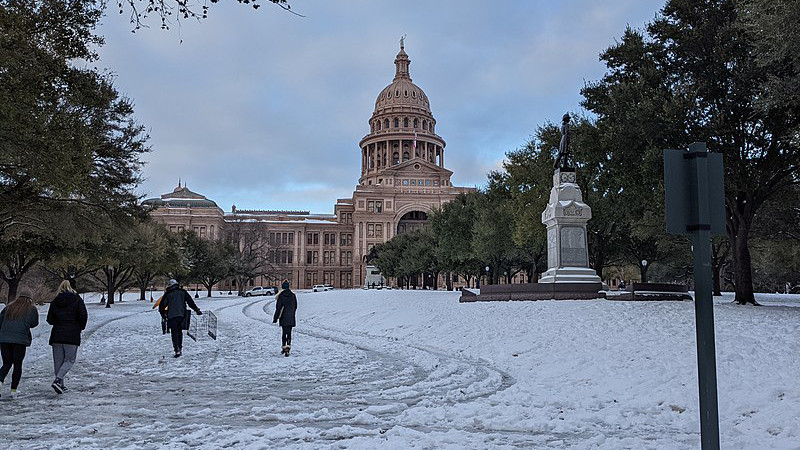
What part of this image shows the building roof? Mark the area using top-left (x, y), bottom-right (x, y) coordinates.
top-left (142, 183), bottom-right (220, 208)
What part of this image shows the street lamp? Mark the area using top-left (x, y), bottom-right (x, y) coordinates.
top-left (641, 260), bottom-right (648, 283)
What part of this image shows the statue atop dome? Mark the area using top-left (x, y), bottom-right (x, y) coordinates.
top-left (400, 35), bottom-right (405, 49)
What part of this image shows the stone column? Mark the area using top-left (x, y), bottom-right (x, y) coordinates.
top-left (539, 169), bottom-right (601, 284)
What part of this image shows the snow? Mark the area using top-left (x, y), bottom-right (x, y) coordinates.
top-left (1, 290), bottom-right (798, 449)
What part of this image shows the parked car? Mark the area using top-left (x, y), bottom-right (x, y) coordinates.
top-left (324, 284), bottom-right (334, 291)
top-left (244, 286), bottom-right (276, 297)
top-left (312, 284), bottom-right (332, 292)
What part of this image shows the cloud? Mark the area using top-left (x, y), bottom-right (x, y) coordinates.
top-left (100, 0), bottom-right (665, 213)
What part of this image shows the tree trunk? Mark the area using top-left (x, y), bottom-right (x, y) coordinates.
top-left (593, 251), bottom-right (605, 278)
top-left (733, 229), bottom-right (757, 305)
top-left (106, 284), bottom-right (114, 308)
top-left (712, 263), bottom-right (723, 296)
top-left (445, 272), bottom-right (453, 291)
top-left (207, 286), bottom-right (213, 297)
top-left (5, 278), bottom-right (20, 303)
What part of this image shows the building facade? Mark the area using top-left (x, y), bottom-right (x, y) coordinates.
top-left (144, 43), bottom-right (473, 289)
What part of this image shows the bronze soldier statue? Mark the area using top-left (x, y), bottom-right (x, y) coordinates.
top-left (554, 113), bottom-right (571, 169)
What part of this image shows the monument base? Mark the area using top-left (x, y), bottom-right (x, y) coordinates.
top-left (459, 282), bottom-right (605, 302)
top-left (539, 266), bottom-right (602, 284)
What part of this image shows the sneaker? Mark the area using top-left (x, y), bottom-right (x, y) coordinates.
top-left (174, 350), bottom-right (182, 358)
top-left (52, 379), bottom-right (64, 394)
top-left (8, 388), bottom-right (16, 398)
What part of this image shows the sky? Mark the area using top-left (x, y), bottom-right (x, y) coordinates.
top-left (94, 0), bottom-right (666, 213)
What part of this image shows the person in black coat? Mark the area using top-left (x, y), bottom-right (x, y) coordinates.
top-left (47, 280), bottom-right (88, 394)
top-left (0, 288), bottom-right (39, 397)
top-left (272, 279), bottom-right (297, 356)
top-left (158, 279), bottom-right (202, 358)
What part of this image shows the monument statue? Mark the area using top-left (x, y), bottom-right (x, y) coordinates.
top-left (400, 35), bottom-right (406, 49)
top-left (553, 113), bottom-right (571, 169)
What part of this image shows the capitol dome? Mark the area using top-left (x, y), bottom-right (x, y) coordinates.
top-left (358, 42), bottom-right (447, 186)
top-left (373, 46), bottom-right (431, 115)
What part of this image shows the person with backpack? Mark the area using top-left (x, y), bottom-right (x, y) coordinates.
top-left (0, 288), bottom-right (39, 398)
top-left (47, 280), bottom-right (88, 394)
top-left (272, 279), bottom-right (297, 356)
top-left (158, 279), bottom-right (202, 358)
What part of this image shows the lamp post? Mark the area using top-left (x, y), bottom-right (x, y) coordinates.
top-left (485, 266), bottom-right (490, 285)
top-left (641, 259), bottom-right (648, 283)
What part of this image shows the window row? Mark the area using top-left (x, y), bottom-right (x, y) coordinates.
top-left (269, 250), bottom-right (294, 264)
top-left (371, 117), bottom-right (435, 133)
top-left (269, 231), bottom-right (294, 245)
top-left (401, 179), bottom-right (443, 186)
top-left (304, 250), bottom-right (353, 265)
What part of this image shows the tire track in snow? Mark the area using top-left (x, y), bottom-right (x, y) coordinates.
top-left (235, 299), bottom-right (562, 448)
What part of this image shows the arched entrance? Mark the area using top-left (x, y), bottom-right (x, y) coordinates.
top-left (396, 210), bottom-right (428, 235)
top-left (394, 209), bottom-right (435, 289)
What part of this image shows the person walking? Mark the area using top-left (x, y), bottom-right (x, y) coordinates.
top-left (158, 279), bottom-right (202, 358)
top-left (47, 280), bottom-right (88, 394)
top-left (0, 289), bottom-right (39, 398)
top-left (272, 279), bottom-right (297, 356)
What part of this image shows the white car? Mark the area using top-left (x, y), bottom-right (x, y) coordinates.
top-left (244, 286), bottom-right (276, 297)
top-left (312, 284), bottom-right (332, 292)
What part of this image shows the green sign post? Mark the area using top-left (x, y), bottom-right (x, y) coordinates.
top-left (664, 142), bottom-right (725, 450)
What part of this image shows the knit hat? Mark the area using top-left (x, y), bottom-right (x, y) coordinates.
top-left (16, 288), bottom-right (33, 301)
top-left (281, 280), bottom-right (290, 290)
top-left (167, 279), bottom-right (179, 287)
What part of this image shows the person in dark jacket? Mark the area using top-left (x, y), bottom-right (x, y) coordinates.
top-left (272, 279), bottom-right (297, 356)
top-left (158, 279), bottom-right (202, 358)
top-left (47, 280), bottom-right (88, 394)
top-left (0, 288), bottom-right (39, 398)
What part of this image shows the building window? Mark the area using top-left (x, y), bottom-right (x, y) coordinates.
top-left (307, 233), bottom-right (319, 245)
top-left (403, 152), bottom-right (409, 161)
top-left (367, 224), bottom-right (375, 237)
top-left (367, 201), bottom-right (374, 213)
top-left (288, 233), bottom-right (294, 244)
top-left (411, 180), bottom-right (416, 186)
top-left (288, 251), bottom-right (293, 263)
top-left (340, 233), bottom-right (352, 246)
top-left (375, 224), bottom-right (383, 238)
top-left (375, 201), bottom-right (382, 213)
top-left (340, 251), bottom-right (353, 265)
top-left (384, 118), bottom-right (389, 129)
top-left (403, 179), bottom-right (409, 186)
top-left (403, 117), bottom-right (409, 128)
top-left (394, 118), bottom-right (399, 128)
top-left (413, 118), bottom-right (418, 128)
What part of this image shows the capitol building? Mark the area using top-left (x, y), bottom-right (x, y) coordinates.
top-left (144, 43), bottom-right (473, 289)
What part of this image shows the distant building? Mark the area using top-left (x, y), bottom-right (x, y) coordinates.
top-left (143, 43), bottom-right (473, 289)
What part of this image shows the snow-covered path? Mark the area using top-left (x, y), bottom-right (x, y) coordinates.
top-left (1, 290), bottom-right (798, 449)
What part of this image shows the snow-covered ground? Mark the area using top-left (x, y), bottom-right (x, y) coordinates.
top-left (1, 289), bottom-right (798, 449)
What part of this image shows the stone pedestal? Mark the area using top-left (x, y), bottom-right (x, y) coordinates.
top-left (539, 169), bottom-right (602, 284)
